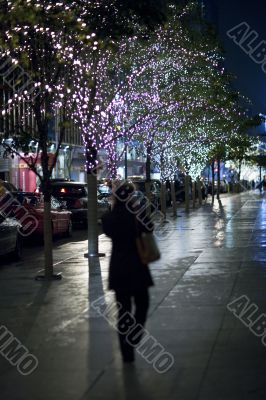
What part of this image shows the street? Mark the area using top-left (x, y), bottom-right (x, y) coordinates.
top-left (0, 191), bottom-right (266, 400)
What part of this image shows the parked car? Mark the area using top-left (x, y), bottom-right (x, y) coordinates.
top-left (12, 194), bottom-right (72, 237)
top-left (0, 182), bottom-right (44, 224)
top-left (215, 179), bottom-right (228, 193)
top-left (169, 179), bottom-right (185, 203)
top-left (97, 182), bottom-right (112, 198)
top-left (208, 179), bottom-right (228, 194)
top-left (127, 177), bottom-right (161, 208)
top-left (0, 180), bottom-right (19, 218)
top-left (40, 181), bottom-right (110, 227)
top-left (0, 212), bottom-right (22, 260)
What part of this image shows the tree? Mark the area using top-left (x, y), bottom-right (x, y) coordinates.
top-left (226, 116), bottom-right (261, 183)
top-left (65, 0), bottom-right (185, 262)
top-left (0, 0), bottom-right (95, 279)
top-left (0, 0), bottom-right (177, 273)
top-left (129, 1), bottom-right (243, 209)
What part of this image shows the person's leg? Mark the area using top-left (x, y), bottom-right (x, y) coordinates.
top-left (130, 288), bottom-right (149, 346)
top-left (115, 291), bottom-right (135, 362)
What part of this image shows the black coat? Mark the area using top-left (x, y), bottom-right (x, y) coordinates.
top-left (102, 203), bottom-right (154, 293)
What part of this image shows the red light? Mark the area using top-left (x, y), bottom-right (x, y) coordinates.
top-left (60, 188), bottom-right (67, 193)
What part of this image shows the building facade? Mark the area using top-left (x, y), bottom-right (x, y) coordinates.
top-left (0, 60), bottom-right (86, 190)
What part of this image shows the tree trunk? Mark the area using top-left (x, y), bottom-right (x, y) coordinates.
top-left (238, 160), bottom-right (241, 182)
top-left (185, 175), bottom-right (190, 213)
top-left (259, 166), bottom-right (262, 193)
top-left (170, 181), bottom-right (177, 217)
top-left (145, 148), bottom-right (152, 215)
top-left (197, 177), bottom-right (202, 206)
top-left (211, 161), bottom-right (215, 203)
top-left (144, 181), bottom-right (152, 216)
top-left (38, 114), bottom-right (57, 279)
top-left (86, 172), bottom-right (99, 258)
top-left (238, 160), bottom-right (242, 192)
top-left (217, 159), bottom-right (221, 200)
top-left (146, 147), bottom-right (151, 181)
top-left (160, 182), bottom-right (167, 220)
top-left (43, 197), bottom-right (53, 278)
top-left (192, 181), bottom-right (196, 208)
top-left (159, 150), bottom-right (167, 220)
top-left (124, 144), bottom-right (128, 179)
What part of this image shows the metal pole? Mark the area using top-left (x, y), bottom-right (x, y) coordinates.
top-left (185, 175), bottom-right (190, 213)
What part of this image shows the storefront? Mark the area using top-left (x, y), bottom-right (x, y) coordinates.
top-left (10, 153), bottom-right (55, 192)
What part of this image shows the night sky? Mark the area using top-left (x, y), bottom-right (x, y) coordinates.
top-left (205, 0), bottom-right (266, 115)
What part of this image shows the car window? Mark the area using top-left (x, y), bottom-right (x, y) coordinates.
top-left (24, 196), bottom-right (62, 210)
top-left (16, 193), bottom-right (39, 206)
top-left (98, 184), bottom-right (111, 194)
top-left (51, 197), bottom-right (62, 209)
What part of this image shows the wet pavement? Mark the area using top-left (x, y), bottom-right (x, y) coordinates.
top-left (0, 190), bottom-right (266, 400)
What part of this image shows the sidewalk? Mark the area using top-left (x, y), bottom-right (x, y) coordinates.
top-left (0, 191), bottom-right (266, 400)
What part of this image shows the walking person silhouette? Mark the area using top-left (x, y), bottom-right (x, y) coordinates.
top-left (102, 181), bottom-right (154, 363)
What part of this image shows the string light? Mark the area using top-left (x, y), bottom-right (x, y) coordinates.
top-left (0, 0), bottom-right (249, 182)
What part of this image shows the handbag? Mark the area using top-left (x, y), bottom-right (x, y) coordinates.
top-left (136, 230), bottom-right (161, 264)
